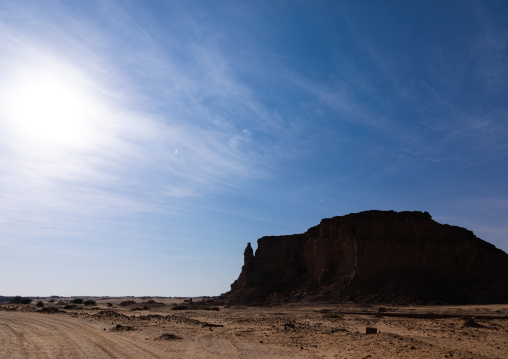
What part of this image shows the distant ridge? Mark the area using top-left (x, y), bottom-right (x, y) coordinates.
top-left (222, 210), bottom-right (508, 304)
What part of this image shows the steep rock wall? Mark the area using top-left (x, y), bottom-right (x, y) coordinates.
top-left (225, 211), bottom-right (508, 304)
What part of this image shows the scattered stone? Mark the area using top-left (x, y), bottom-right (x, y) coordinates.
top-left (202, 322), bottom-right (224, 328)
top-left (38, 307), bottom-right (64, 314)
top-left (142, 300), bottom-right (165, 307)
top-left (111, 324), bottom-right (135, 332)
top-left (461, 316), bottom-right (483, 328)
top-left (366, 327), bottom-right (377, 335)
top-left (91, 310), bottom-right (129, 320)
top-left (157, 333), bottom-right (182, 340)
top-left (283, 321), bottom-right (296, 329)
top-left (118, 300), bottom-right (137, 307)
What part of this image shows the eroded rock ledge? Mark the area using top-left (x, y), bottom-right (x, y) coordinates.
top-left (222, 210), bottom-right (508, 304)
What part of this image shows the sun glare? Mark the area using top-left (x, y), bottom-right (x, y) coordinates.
top-left (3, 70), bottom-right (96, 149)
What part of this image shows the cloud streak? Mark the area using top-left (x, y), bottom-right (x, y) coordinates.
top-left (0, 1), bottom-right (289, 244)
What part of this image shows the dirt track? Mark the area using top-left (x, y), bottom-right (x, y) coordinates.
top-left (1, 303), bottom-right (508, 358)
top-left (0, 311), bottom-right (300, 358)
top-left (0, 312), bottom-right (169, 359)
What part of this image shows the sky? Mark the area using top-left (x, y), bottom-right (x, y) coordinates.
top-left (1, 1), bottom-right (507, 297)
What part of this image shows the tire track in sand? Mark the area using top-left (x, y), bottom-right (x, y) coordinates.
top-left (0, 312), bottom-right (166, 359)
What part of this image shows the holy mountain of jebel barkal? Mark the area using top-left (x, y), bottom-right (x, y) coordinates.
top-left (222, 211), bottom-right (508, 305)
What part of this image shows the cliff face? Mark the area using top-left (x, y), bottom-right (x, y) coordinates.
top-left (225, 211), bottom-right (508, 304)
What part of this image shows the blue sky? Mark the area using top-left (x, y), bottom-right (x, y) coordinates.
top-left (1, 1), bottom-right (507, 297)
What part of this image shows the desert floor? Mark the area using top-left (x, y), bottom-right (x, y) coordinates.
top-left (1, 298), bottom-right (507, 358)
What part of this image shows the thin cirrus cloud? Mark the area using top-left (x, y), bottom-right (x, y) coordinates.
top-left (0, 3), bottom-right (280, 241)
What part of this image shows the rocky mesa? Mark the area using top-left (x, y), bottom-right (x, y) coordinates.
top-left (223, 210), bottom-right (508, 304)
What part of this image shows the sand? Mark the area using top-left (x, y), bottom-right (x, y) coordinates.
top-left (1, 299), bottom-right (507, 358)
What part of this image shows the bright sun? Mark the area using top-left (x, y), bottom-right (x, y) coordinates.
top-left (4, 71), bottom-right (95, 148)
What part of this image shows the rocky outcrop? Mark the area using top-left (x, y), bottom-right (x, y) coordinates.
top-left (223, 210), bottom-right (508, 304)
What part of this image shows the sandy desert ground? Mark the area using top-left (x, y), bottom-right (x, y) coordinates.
top-left (1, 298), bottom-right (507, 358)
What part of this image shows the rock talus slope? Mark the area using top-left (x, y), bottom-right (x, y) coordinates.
top-left (224, 210), bottom-right (508, 304)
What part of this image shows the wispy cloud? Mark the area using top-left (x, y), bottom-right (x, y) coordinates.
top-left (0, 0), bottom-right (291, 243)
top-left (289, 1), bottom-right (508, 179)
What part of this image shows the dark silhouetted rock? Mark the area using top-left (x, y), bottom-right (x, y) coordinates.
top-left (223, 210), bottom-right (508, 304)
